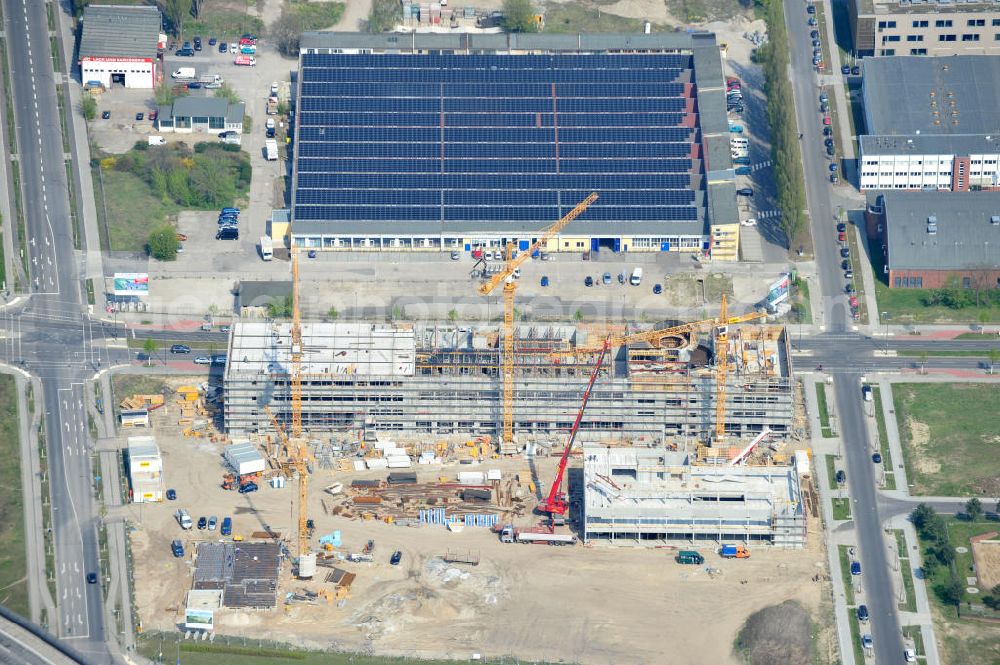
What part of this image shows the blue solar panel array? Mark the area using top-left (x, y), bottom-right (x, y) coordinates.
top-left (294, 54), bottom-right (703, 227)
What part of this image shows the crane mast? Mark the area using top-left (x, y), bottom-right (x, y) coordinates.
top-left (715, 294), bottom-right (730, 443)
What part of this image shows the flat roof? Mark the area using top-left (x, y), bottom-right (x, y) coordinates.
top-left (863, 56), bottom-right (1000, 136)
top-left (79, 5), bottom-right (161, 61)
top-left (854, 0), bottom-right (997, 16)
top-left (881, 191), bottom-right (1000, 270)
top-left (126, 436), bottom-right (159, 460)
top-left (224, 441), bottom-right (264, 464)
top-left (859, 133), bottom-right (1000, 157)
top-left (226, 321), bottom-right (416, 379)
top-left (170, 97), bottom-right (245, 124)
top-left (300, 31), bottom-right (718, 53)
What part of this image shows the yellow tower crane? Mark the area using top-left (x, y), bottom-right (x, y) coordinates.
top-left (477, 192), bottom-right (599, 451)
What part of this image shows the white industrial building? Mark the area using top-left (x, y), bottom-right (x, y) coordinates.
top-left (223, 441), bottom-right (266, 476)
top-left (126, 436), bottom-right (164, 503)
top-left (581, 446), bottom-right (806, 548)
top-left (78, 5), bottom-right (164, 90)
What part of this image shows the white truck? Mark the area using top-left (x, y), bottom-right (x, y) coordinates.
top-left (199, 73), bottom-right (223, 84)
top-left (630, 267), bottom-right (643, 286)
top-left (499, 524), bottom-right (575, 545)
top-left (265, 138), bottom-right (278, 161)
top-left (260, 235), bottom-right (273, 261)
top-left (175, 509), bottom-right (193, 529)
top-left (171, 67), bottom-right (196, 80)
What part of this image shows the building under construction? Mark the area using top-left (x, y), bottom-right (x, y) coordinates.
top-left (223, 321), bottom-right (794, 445)
top-left (581, 446), bottom-right (807, 547)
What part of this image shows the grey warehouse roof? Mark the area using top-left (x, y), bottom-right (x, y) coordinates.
top-left (863, 56), bottom-right (1000, 136)
top-left (882, 191), bottom-right (1000, 270)
top-left (79, 5), bottom-right (161, 61)
top-left (860, 133), bottom-right (1000, 157)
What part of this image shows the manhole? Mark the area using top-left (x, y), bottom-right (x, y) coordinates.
top-left (956, 546), bottom-right (969, 553)
top-left (967, 587), bottom-right (980, 594)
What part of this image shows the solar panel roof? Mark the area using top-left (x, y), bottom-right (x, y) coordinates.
top-left (293, 53), bottom-right (706, 233)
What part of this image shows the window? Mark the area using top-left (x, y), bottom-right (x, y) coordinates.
top-left (994, 33), bottom-right (1000, 40)
top-left (907, 35), bottom-right (923, 42)
top-left (910, 48), bottom-right (927, 55)
top-left (968, 19), bottom-right (985, 26)
top-left (913, 19), bottom-right (928, 28)
top-left (885, 35), bottom-right (900, 42)
top-left (936, 19), bottom-right (953, 27)
top-left (894, 277), bottom-right (901, 287)
top-left (939, 34), bottom-right (957, 41)
top-left (963, 277), bottom-right (972, 288)
top-left (963, 33), bottom-right (981, 41)
top-left (881, 48), bottom-right (896, 55)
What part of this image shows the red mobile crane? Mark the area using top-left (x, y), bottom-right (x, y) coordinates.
top-left (540, 338), bottom-right (611, 517)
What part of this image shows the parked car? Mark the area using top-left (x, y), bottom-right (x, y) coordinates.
top-left (211, 354), bottom-right (227, 365)
top-left (808, 16), bottom-right (817, 25)
top-left (844, 270), bottom-right (853, 279)
top-left (841, 259), bottom-right (850, 270)
top-left (653, 283), bottom-right (663, 295)
top-left (836, 222), bottom-right (847, 232)
top-left (149, 110), bottom-right (158, 121)
top-left (135, 112), bottom-right (144, 121)
top-left (736, 187), bottom-right (753, 197)
top-left (904, 648), bottom-right (917, 663)
top-left (170, 344), bottom-right (191, 354)
top-left (835, 470), bottom-right (846, 484)
top-left (166, 488), bottom-right (177, 500)
top-left (838, 232), bottom-right (847, 242)
top-left (829, 163), bottom-right (838, 172)
top-left (851, 561), bottom-right (862, 575)
top-left (584, 276), bottom-right (593, 287)
top-left (390, 550), bottom-right (403, 565)
top-left (171, 540), bottom-right (185, 557)
top-left (872, 452), bottom-right (882, 463)
top-left (840, 247), bottom-right (850, 258)
top-left (810, 30), bottom-right (819, 38)
top-left (602, 272), bottom-right (611, 285)
top-left (852, 66), bottom-right (861, 76)
top-left (740, 218), bottom-right (758, 227)
top-left (208, 37), bottom-right (217, 46)
top-left (194, 356), bottom-right (211, 365)
top-left (824, 138), bottom-right (835, 148)
top-left (101, 110), bottom-right (110, 120)
top-left (238, 482), bottom-right (258, 494)
top-left (819, 92), bottom-right (829, 103)
top-left (176, 48), bottom-right (194, 57)
top-left (187, 81), bottom-right (202, 89)
top-left (820, 103), bottom-right (829, 113)
top-left (216, 227), bottom-right (239, 240)
top-left (197, 516), bottom-right (207, 530)
top-left (823, 126), bottom-right (833, 136)
top-left (823, 116), bottom-right (832, 126)
top-left (208, 516), bottom-right (218, 531)
top-left (830, 174), bottom-right (839, 184)
top-left (221, 517), bottom-right (232, 536)
top-left (193, 36), bottom-right (202, 50)
top-left (857, 605), bottom-right (869, 622)
top-left (219, 42), bottom-right (228, 53)
top-left (861, 634), bottom-right (873, 649)
top-left (807, 3), bottom-right (816, 12)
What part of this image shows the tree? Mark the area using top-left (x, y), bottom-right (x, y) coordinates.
top-left (367, 0), bottom-right (402, 33)
top-left (81, 96), bottom-right (97, 121)
top-left (147, 224), bottom-right (179, 261)
top-left (270, 12), bottom-right (304, 57)
top-left (936, 577), bottom-right (966, 615)
top-left (984, 584), bottom-right (1000, 610)
top-left (966, 497), bottom-right (984, 522)
top-left (268, 295), bottom-right (293, 319)
top-left (159, 0), bottom-right (185, 36)
top-left (988, 348), bottom-right (999, 375)
top-left (327, 306), bottom-right (339, 321)
top-left (448, 309), bottom-right (458, 323)
top-left (142, 338), bottom-right (157, 366)
top-left (910, 503), bottom-right (937, 531)
top-left (502, 0), bottom-right (540, 32)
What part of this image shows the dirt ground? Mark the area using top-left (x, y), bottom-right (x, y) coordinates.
top-left (971, 536), bottom-right (1000, 591)
top-left (123, 379), bottom-right (830, 664)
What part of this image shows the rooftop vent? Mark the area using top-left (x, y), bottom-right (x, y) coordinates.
top-left (991, 215), bottom-right (1000, 226)
top-left (927, 215), bottom-right (938, 234)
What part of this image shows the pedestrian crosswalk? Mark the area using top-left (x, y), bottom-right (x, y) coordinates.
top-left (751, 159), bottom-right (773, 173)
top-left (757, 209), bottom-right (782, 219)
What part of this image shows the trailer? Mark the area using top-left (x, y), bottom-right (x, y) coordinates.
top-left (499, 524), bottom-right (575, 545)
top-left (265, 138), bottom-right (278, 161)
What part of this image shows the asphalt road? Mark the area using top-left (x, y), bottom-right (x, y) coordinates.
top-left (2, 0), bottom-right (109, 659)
top-left (784, 0), bottom-right (905, 661)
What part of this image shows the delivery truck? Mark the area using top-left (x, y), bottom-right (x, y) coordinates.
top-left (175, 509), bottom-right (192, 529)
top-left (720, 544), bottom-right (751, 559)
top-left (171, 67), bottom-right (196, 80)
top-left (499, 524), bottom-right (575, 545)
top-left (260, 235), bottom-right (273, 261)
top-left (265, 138), bottom-right (278, 161)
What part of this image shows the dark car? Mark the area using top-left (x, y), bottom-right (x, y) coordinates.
top-left (197, 516), bottom-right (207, 530)
top-left (170, 344), bottom-right (191, 354)
top-left (87, 572), bottom-right (98, 584)
top-left (840, 247), bottom-right (850, 258)
top-left (307, 249), bottom-right (317, 259)
top-left (826, 145), bottom-right (836, 156)
top-left (808, 16), bottom-right (817, 25)
top-left (135, 111), bottom-right (144, 121)
top-left (653, 283), bottom-right (663, 295)
top-left (193, 36), bottom-right (202, 50)
top-left (872, 452), bottom-right (882, 463)
top-left (584, 275), bottom-right (593, 287)
top-left (136, 352), bottom-right (150, 362)
top-left (824, 138), bottom-right (834, 148)
top-left (812, 39), bottom-right (821, 48)
top-left (238, 482), bottom-right (258, 494)
top-left (390, 550), bottom-right (402, 565)
top-left (221, 517), bottom-right (232, 536)
top-left (857, 605), bottom-right (869, 622)
top-left (835, 469), bottom-right (846, 484)
top-left (823, 126), bottom-right (833, 136)
top-left (819, 92), bottom-right (829, 103)
top-left (217, 227), bottom-right (239, 240)
top-left (841, 259), bottom-right (850, 270)
top-left (810, 30), bottom-right (819, 38)
top-left (842, 65), bottom-right (851, 75)
top-left (101, 110), bottom-right (110, 120)
top-left (187, 81), bottom-right (202, 89)
top-left (851, 561), bottom-right (861, 575)
top-left (166, 488), bottom-right (177, 500)
top-left (820, 103), bottom-right (829, 113)
top-left (736, 187), bottom-right (754, 197)
top-left (829, 163), bottom-right (838, 172)
top-left (807, 3), bottom-right (816, 12)
top-left (830, 174), bottom-right (839, 184)
top-left (209, 37), bottom-right (217, 46)
top-left (176, 48), bottom-right (194, 57)
top-left (852, 66), bottom-right (861, 76)
top-left (171, 540), bottom-right (185, 558)
top-left (219, 42), bottom-right (228, 53)
top-left (837, 222), bottom-right (847, 232)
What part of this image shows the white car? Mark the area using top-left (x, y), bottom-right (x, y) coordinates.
top-left (230, 43), bottom-right (238, 54)
top-left (903, 648), bottom-right (916, 663)
top-left (740, 218), bottom-right (758, 227)
top-left (194, 356), bottom-right (211, 365)
top-left (270, 81), bottom-right (279, 95)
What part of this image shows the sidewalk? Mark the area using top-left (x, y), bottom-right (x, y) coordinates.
top-left (54, 4), bottom-right (104, 285)
top-left (886, 514), bottom-right (942, 665)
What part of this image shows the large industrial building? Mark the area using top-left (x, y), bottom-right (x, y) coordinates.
top-left (222, 321), bottom-right (794, 444)
top-left (849, 0), bottom-right (1000, 58)
top-left (581, 446), bottom-right (806, 547)
top-left (859, 56), bottom-right (1000, 191)
top-left (279, 32), bottom-right (738, 256)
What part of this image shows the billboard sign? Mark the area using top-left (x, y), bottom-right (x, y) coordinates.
top-left (184, 608), bottom-right (214, 631)
top-left (766, 273), bottom-right (791, 309)
top-left (113, 273), bottom-right (149, 296)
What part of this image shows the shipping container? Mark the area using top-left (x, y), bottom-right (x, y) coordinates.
top-left (388, 471), bottom-right (418, 484)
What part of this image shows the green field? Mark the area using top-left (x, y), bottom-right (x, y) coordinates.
top-left (825, 455), bottom-right (839, 490)
top-left (0, 374), bottom-right (28, 617)
top-left (95, 169), bottom-right (179, 252)
top-left (893, 529), bottom-right (908, 560)
top-left (838, 545), bottom-right (856, 606)
top-left (893, 383), bottom-right (1000, 495)
top-left (832, 498), bottom-right (851, 521)
top-left (138, 633), bottom-right (567, 665)
top-left (899, 559), bottom-right (917, 613)
top-left (871, 387), bottom-right (895, 490)
top-left (543, 4), bottom-right (648, 33)
top-left (846, 608), bottom-right (865, 664)
top-left (180, 12), bottom-right (265, 41)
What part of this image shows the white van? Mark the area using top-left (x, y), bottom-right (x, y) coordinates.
top-left (630, 267), bottom-right (643, 285)
top-left (147, 136), bottom-right (166, 146)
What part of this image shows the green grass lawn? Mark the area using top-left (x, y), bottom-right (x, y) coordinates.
top-left (839, 545), bottom-right (856, 606)
top-left (825, 454), bottom-right (839, 490)
top-left (543, 4), bottom-right (648, 33)
top-left (97, 169), bottom-right (179, 252)
top-left (899, 559), bottom-right (917, 613)
top-left (902, 625), bottom-right (924, 655)
top-left (815, 383), bottom-right (835, 437)
top-left (893, 383), bottom-right (1000, 496)
top-left (846, 608), bottom-right (865, 664)
top-left (181, 12), bottom-right (265, 41)
top-left (832, 498), bottom-right (851, 521)
top-left (0, 374), bottom-right (29, 618)
top-left (138, 633), bottom-right (565, 665)
top-left (871, 387), bottom-right (895, 490)
top-left (289, 1), bottom-right (346, 30)
top-left (893, 529), bottom-right (909, 560)
top-left (844, 227), bottom-right (868, 324)
top-left (946, 519), bottom-right (999, 602)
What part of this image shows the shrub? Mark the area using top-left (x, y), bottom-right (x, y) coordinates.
top-left (148, 224), bottom-right (179, 261)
